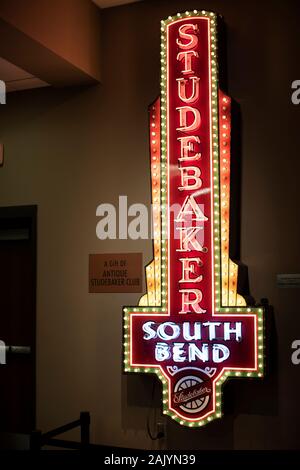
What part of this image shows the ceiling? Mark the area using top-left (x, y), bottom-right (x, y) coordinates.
top-left (0, 1), bottom-right (141, 92)
top-left (92, 0), bottom-right (141, 8)
top-left (0, 57), bottom-right (48, 93)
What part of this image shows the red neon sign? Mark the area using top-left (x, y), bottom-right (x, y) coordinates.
top-left (123, 11), bottom-right (264, 427)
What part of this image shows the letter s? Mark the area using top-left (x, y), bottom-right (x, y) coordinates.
top-left (142, 321), bottom-right (157, 340)
top-left (176, 24), bottom-right (198, 50)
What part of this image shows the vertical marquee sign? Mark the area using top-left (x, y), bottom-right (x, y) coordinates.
top-left (123, 10), bottom-right (264, 427)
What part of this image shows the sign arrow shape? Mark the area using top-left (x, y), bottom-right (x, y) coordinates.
top-left (123, 11), bottom-right (264, 427)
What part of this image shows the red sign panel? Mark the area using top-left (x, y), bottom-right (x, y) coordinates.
top-left (123, 11), bottom-right (264, 427)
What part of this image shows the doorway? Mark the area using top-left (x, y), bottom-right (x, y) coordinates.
top-left (0, 206), bottom-right (37, 433)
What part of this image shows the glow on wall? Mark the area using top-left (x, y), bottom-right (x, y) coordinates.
top-left (123, 10), bottom-right (264, 427)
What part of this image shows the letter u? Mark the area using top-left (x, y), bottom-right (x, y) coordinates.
top-left (177, 77), bottom-right (200, 103)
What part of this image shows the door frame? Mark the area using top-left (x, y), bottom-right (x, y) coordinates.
top-left (0, 205), bottom-right (37, 430)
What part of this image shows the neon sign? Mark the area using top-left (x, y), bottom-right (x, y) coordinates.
top-left (123, 10), bottom-right (264, 427)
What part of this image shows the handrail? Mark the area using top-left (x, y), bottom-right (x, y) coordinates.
top-left (42, 418), bottom-right (81, 440)
top-left (30, 411), bottom-right (90, 451)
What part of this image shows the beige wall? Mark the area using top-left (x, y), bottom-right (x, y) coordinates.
top-left (0, 0), bottom-right (300, 449)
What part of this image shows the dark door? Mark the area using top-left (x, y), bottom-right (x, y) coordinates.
top-left (0, 206), bottom-right (36, 433)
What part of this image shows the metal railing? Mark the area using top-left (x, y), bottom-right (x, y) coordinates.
top-left (30, 411), bottom-right (90, 451)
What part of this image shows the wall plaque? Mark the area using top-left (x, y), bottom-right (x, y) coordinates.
top-left (89, 253), bottom-right (143, 293)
